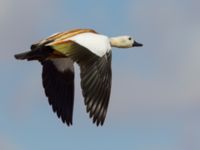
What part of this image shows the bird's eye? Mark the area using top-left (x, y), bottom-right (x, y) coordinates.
top-left (128, 37), bottom-right (132, 40)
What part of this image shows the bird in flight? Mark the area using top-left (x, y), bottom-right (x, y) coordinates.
top-left (14, 28), bottom-right (143, 126)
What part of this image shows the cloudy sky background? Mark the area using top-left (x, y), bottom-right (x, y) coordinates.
top-left (0, 0), bottom-right (200, 149)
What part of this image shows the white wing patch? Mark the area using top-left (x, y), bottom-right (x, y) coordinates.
top-left (67, 33), bottom-right (111, 57)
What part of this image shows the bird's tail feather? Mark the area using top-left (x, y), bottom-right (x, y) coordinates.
top-left (14, 51), bottom-right (31, 60)
top-left (14, 50), bottom-right (49, 61)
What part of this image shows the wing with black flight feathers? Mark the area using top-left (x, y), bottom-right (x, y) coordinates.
top-left (49, 40), bottom-right (112, 126)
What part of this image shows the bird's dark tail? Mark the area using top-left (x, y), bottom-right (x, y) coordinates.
top-left (14, 51), bottom-right (32, 60)
top-left (14, 47), bottom-right (54, 61)
top-left (14, 50), bottom-right (43, 61)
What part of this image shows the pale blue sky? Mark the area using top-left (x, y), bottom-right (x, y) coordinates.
top-left (0, 0), bottom-right (200, 149)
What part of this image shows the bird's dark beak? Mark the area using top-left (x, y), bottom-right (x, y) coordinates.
top-left (133, 41), bottom-right (143, 47)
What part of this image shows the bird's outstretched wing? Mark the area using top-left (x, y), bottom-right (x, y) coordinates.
top-left (49, 40), bottom-right (112, 126)
top-left (80, 52), bottom-right (112, 126)
top-left (41, 58), bottom-right (74, 126)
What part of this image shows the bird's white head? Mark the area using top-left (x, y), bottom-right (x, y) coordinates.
top-left (110, 36), bottom-right (143, 48)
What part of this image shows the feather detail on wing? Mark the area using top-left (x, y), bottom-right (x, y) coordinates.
top-left (80, 52), bottom-right (112, 126)
top-left (47, 39), bottom-right (112, 125)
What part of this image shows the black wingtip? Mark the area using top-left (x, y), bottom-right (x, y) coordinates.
top-left (66, 121), bottom-right (73, 126)
top-left (95, 120), bottom-right (104, 127)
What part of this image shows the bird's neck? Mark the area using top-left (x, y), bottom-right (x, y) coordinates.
top-left (109, 37), bottom-right (126, 48)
